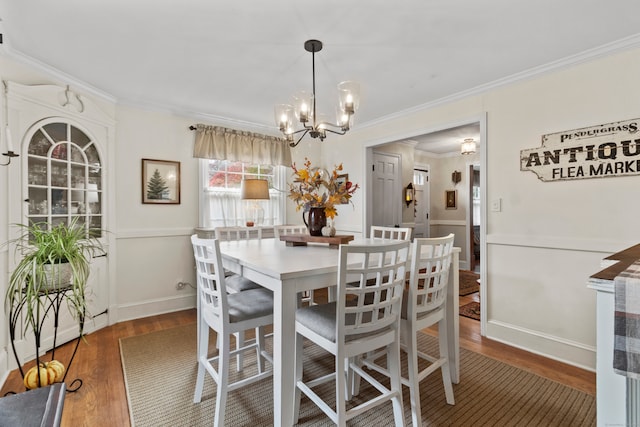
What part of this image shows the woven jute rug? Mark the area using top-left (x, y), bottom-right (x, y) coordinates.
top-left (120, 324), bottom-right (595, 426)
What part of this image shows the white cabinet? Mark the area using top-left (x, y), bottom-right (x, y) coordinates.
top-left (5, 82), bottom-right (115, 362)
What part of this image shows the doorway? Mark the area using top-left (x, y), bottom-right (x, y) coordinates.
top-left (413, 167), bottom-right (430, 238)
top-left (371, 151), bottom-right (401, 230)
top-left (364, 115), bottom-right (487, 335)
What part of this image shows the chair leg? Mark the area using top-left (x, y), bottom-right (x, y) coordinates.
top-left (335, 354), bottom-right (348, 427)
top-left (438, 320), bottom-right (455, 405)
top-left (293, 332), bottom-right (304, 424)
top-left (235, 331), bottom-right (244, 372)
top-left (406, 326), bottom-right (422, 427)
top-left (193, 318), bottom-right (209, 403)
top-left (387, 336), bottom-right (406, 427)
top-left (256, 326), bottom-right (265, 373)
top-left (215, 332), bottom-right (231, 427)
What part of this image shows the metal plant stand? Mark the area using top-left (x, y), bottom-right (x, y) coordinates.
top-left (6, 285), bottom-right (84, 394)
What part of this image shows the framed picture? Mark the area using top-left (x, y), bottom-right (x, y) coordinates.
top-left (142, 159), bottom-right (181, 204)
top-left (445, 190), bottom-right (457, 209)
top-left (336, 174), bottom-right (349, 204)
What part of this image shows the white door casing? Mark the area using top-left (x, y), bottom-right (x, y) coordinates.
top-left (413, 168), bottom-right (430, 238)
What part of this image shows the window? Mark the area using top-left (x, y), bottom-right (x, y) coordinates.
top-left (199, 159), bottom-right (286, 227)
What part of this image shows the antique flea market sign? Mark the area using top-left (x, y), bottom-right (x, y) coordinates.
top-left (520, 118), bottom-right (640, 181)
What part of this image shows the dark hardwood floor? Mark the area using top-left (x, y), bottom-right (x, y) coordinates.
top-left (1, 289), bottom-right (595, 426)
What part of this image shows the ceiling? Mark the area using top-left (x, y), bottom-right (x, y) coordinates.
top-left (2, 1), bottom-right (640, 154)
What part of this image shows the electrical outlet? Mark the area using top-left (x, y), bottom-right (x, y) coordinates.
top-left (491, 198), bottom-right (502, 212)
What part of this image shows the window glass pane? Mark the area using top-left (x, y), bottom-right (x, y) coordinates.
top-left (51, 142), bottom-right (68, 160)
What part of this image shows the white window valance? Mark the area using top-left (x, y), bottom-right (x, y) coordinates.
top-left (193, 124), bottom-right (292, 166)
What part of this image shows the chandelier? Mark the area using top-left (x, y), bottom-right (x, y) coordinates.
top-left (461, 138), bottom-right (477, 155)
top-left (274, 39), bottom-right (360, 148)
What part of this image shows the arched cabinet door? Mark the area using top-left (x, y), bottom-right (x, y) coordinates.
top-left (5, 81), bottom-right (115, 359)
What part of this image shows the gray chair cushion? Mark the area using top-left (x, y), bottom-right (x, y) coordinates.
top-left (296, 302), bottom-right (386, 343)
top-left (226, 274), bottom-right (263, 292)
top-left (227, 288), bottom-right (273, 323)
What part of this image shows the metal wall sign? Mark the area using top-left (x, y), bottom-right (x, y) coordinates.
top-left (520, 118), bottom-right (640, 181)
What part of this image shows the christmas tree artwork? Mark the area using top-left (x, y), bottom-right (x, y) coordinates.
top-left (147, 168), bottom-right (169, 200)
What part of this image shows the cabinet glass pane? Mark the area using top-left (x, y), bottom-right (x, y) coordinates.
top-left (28, 130), bottom-right (52, 156)
top-left (28, 187), bottom-right (48, 214)
top-left (51, 143), bottom-right (68, 161)
top-left (27, 157), bottom-right (47, 186)
top-left (85, 144), bottom-right (99, 165)
top-left (50, 160), bottom-right (67, 187)
top-left (70, 126), bottom-right (90, 148)
top-left (70, 144), bottom-right (85, 163)
top-left (43, 123), bottom-right (67, 143)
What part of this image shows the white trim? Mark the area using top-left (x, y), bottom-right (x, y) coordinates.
top-left (486, 320), bottom-right (596, 372)
top-left (430, 220), bottom-right (466, 226)
top-left (486, 233), bottom-right (628, 254)
top-left (116, 227), bottom-right (196, 239)
top-left (116, 294), bottom-right (196, 323)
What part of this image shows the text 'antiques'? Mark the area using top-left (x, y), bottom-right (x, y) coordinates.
top-left (520, 118), bottom-right (640, 181)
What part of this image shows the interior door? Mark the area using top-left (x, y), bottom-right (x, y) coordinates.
top-left (413, 168), bottom-right (430, 238)
top-left (371, 152), bottom-right (400, 230)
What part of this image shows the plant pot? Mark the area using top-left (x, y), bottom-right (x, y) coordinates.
top-left (41, 263), bottom-right (73, 290)
top-left (303, 207), bottom-right (327, 236)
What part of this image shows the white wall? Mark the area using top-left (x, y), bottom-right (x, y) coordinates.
top-left (316, 46), bottom-right (640, 370)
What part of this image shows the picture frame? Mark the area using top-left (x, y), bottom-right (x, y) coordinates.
top-left (336, 174), bottom-right (349, 204)
top-left (142, 159), bottom-right (181, 204)
top-left (445, 190), bottom-right (457, 209)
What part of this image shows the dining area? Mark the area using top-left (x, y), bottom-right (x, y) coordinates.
top-left (191, 224), bottom-right (461, 426)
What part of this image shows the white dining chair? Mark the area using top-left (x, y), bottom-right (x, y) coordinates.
top-left (370, 225), bottom-right (412, 241)
top-left (273, 224), bottom-right (307, 238)
top-left (361, 233), bottom-right (456, 427)
top-left (293, 240), bottom-right (409, 426)
top-left (274, 224), bottom-right (316, 304)
top-left (191, 235), bottom-right (274, 427)
top-left (214, 226), bottom-right (263, 293)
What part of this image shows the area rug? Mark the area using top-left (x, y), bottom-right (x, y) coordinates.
top-left (459, 270), bottom-right (480, 296)
top-left (120, 324), bottom-right (595, 426)
top-left (460, 301), bottom-right (481, 321)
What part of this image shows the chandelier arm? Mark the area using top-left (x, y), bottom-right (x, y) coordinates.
top-left (322, 127), bottom-right (347, 136)
top-left (289, 129), bottom-right (311, 148)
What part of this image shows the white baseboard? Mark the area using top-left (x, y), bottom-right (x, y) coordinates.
top-left (486, 319), bottom-right (596, 371)
top-left (116, 293), bottom-right (196, 323)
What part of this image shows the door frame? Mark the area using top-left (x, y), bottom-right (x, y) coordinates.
top-left (363, 113), bottom-right (488, 335)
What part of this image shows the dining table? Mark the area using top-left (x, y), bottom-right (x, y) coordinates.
top-left (218, 237), bottom-right (460, 426)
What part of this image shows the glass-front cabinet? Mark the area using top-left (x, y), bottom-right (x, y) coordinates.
top-left (26, 122), bottom-right (102, 236)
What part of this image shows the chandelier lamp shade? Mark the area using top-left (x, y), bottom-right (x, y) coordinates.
top-left (275, 39), bottom-right (360, 148)
top-left (461, 138), bottom-right (477, 155)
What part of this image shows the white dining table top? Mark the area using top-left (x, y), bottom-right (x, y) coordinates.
top-left (218, 237), bottom-right (409, 280)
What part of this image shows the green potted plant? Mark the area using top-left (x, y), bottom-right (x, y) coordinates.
top-left (5, 218), bottom-right (104, 333)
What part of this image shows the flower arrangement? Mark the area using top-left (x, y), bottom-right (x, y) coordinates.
top-left (289, 158), bottom-right (359, 219)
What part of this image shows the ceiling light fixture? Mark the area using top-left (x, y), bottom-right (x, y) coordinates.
top-left (461, 138), bottom-right (477, 155)
top-left (275, 39), bottom-right (360, 148)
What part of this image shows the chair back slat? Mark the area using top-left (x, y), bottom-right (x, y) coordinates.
top-left (191, 235), bottom-right (229, 322)
top-left (370, 225), bottom-right (412, 241)
top-left (215, 226), bottom-right (263, 241)
top-left (274, 224), bottom-right (308, 238)
top-left (409, 234), bottom-right (455, 318)
top-left (338, 241), bottom-right (409, 339)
